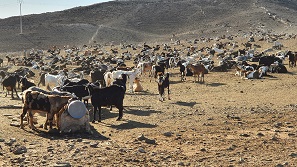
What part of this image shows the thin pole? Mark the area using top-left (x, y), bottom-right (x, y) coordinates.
top-left (19, 0), bottom-right (23, 34)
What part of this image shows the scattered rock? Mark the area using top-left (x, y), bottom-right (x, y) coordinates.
top-left (82, 141), bottom-right (90, 144)
top-left (289, 153), bottom-right (297, 157)
top-left (200, 148), bottom-right (206, 152)
top-left (227, 145), bottom-right (237, 151)
top-left (5, 138), bottom-right (16, 146)
top-left (137, 134), bottom-right (146, 141)
top-left (47, 146), bottom-right (54, 152)
top-left (145, 138), bottom-right (156, 145)
top-left (271, 136), bottom-right (278, 141)
top-left (12, 146), bottom-right (27, 155)
top-left (54, 162), bottom-right (71, 167)
top-left (274, 122), bottom-right (282, 128)
top-left (163, 132), bottom-right (173, 137)
top-left (90, 142), bottom-right (99, 148)
top-left (257, 132), bottom-right (264, 137)
top-left (10, 122), bottom-right (20, 127)
top-left (239, 134), bottom-right (250, 137)
top-left (138, 147), bottom-right (146, 153)
top-left (177, 161), bottom-right (185, 166)
top-left (239, 157), bottom-right (244, 163)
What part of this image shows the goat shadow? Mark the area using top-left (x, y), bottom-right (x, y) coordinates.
top-left (88, 107), bottom-right (119, 122)
top-left (127, 90), bottom-right (158, 96)
top-left (23, 124), bottom-right (109, 141)
top-left (170, 80), bottom-right (184, 84)
top-left (0, 105), bottom-right (22, 109)
top-left (172, 101), bottom-right (198, 108)
top-left (206, 82), bottom-right (226, 87)
top-left (124, 107), bottom-right (162, 116)
top-left (107, 120), bottom-right (157, 130)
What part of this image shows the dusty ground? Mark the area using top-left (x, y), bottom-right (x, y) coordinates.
top-left (1, 38), bottom-right (297, 167)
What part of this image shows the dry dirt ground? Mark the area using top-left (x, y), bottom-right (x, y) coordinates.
top-left (1, 39), bottom-right (297, 166)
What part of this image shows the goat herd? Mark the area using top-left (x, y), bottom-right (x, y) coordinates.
top-left (0, 36), bottom-right (296, 132)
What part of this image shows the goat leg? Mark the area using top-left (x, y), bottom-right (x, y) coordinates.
top-left (167, 87), bottom-right (171, 100)
top-left (98, 107), bottom-right (102, 122)
top-left (92, 107), bottom-right (97, 123)
top-left (20, 107), bottom-right (27, 129)
top-left (28, 111), bottom-right (36, 130)
top-left (117, 106), bottom-right (123, 121)
top-left (11, 89), bottom-right (14, 99)
top-left (14, 87), bottom-right (19, 99)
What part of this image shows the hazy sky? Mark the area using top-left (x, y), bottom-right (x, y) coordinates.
top-left (0, 0), bottom-right (111, 19)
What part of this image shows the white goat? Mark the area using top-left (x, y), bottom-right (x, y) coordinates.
top-left (45, 71), bottom-right (66, 90)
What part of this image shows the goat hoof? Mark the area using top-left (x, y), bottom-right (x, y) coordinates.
top-left (92, 120), bottom-right (95, 123)
top-left (116, 118), bottom-right (122, 121)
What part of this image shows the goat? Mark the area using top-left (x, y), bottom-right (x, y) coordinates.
top-left (186, 64), bottom-right (206, 83)
top-left (111, 68), bottom-right (141, 93)
top-left (2, 74), bottom-right (19, 99)
top-left (242, 68), bottom-right (263, 79)
top-left (287, 51), bottom-right (297, 68)
top-left (152, 62), bottom-right (166, 79)
top-left (233, 65), bottom-right (246, 77)
top-left (137, 62), bottom-right (153, 77)
top-left (90, 69), bottom-right (106, 87)
top-left (59, 85), bottom-right (90, 105)
top-left (87, 74), bottom-right (127, 123)
top-left (157, 72), bottom-right (170, 101)
top-left (133, 77), bottom-right (144, 92)
top-left (19, 76), bottom-right (36, 92)
top-left (20, 90), bottom-right (72, 130)
top-left (45, 72), bottom-right (66, 90)
top-left (176, 61), bottom-right (187, 81)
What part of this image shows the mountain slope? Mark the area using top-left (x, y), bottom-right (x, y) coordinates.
top-left (0, 0), bottom-right (297, 52)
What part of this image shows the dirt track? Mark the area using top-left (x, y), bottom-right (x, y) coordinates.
top-left (1, 38), bottom-right (297, 166)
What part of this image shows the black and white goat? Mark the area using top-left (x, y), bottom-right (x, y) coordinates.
top-left (157, 72), bottom-right (170, 101)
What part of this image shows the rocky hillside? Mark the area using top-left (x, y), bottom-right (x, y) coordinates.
top-left (0, 0), bottom-right (297, 52)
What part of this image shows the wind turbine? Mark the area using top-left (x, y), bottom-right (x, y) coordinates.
top-left (18, 0), bottom-right (23, 34)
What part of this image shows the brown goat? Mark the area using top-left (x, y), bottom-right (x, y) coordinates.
top-left (186, 64), bottom-right (206, 83)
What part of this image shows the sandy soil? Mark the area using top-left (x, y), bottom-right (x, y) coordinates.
top-left (1, 38), bottom-right (297, 167)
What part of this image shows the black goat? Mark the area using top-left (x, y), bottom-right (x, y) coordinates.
top-left (59, 85), bottom-right (90, 105)
top-left (152, 62), bottom-right (166, 78)
top-left (90, 69), bottom-right (106, 87)
top-left (87, 74), bottom-right (127, 122)
top-left (19, 77), bottom-right (36, 92)
top-left (157, 72), bottom-right (170, 101)
top-left (177, 61), bottom-right (186, 81)
top-left (37, 72), bottom-right (46, 87)
top-left (2, 74), bottom-right (19, 99)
